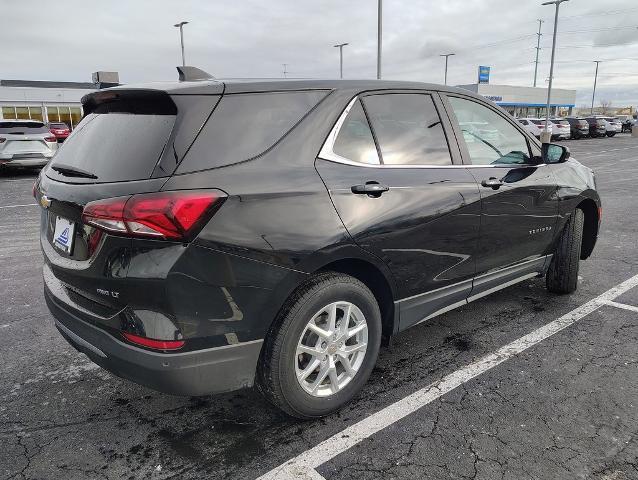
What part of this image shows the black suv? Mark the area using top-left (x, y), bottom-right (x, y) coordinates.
top-left (565, 117), bottom-right (590, 139)
top-left (37, 69), bottom-right (600, 418)
top-left (584, 117), bottom-right (607, 138)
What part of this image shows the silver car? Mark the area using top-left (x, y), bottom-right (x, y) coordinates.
top-left (0, 120), bottom-right (58, 169)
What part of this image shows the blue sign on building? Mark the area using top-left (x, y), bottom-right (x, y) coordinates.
top-left (478, 65), bottom-right (490, 84)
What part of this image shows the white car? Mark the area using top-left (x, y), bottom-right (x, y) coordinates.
top-left (600, 117), bottom-right (622, 137)
top-left (548, 118), bottom-right (571, 140)
top-left (517, 118), bottom-right (541, 138)
top-left (0, 120), bottom-right (58, 169)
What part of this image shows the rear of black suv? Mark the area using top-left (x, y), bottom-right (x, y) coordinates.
top-left (37, 80), bottom-right (336, 396)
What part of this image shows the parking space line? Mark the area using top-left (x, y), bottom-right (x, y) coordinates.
top-left (603, 300), bottom-right (638, 313)
top-left (258, 273), bottom-right (638, 480)
top-left (0, 203), bottom-right (37, 209)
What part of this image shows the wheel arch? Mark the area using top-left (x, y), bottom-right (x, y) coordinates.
top-left (576, 197), bottom-right (599, 260)
top-left (315, 257), bottom-right (398, 343)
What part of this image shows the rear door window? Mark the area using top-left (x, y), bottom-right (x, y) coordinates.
top-left (177, 90), bottom-right (328, 173)
top-left (332, 100), bottom-right (380, 165)
top-left (362, 93), bottom-right (452, 166)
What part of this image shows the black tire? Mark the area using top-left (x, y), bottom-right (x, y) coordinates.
top-left (546, 209), bottom-right (584, 294)
top-left (257, 272), bottom-right (382, 419)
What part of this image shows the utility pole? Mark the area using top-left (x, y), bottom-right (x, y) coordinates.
top-left (173, 21), bottom-right (189, 67)
top-left (334, 43), bottom-right (349, 79)
top-left (282, 63), bottom-right (288, 78)
top-left (533, 19), bottom-right (544, 87)
top-left (591, 60), bottom-right (601, 114)
top-left (541, 0), bottom-right (568, 143)
top-left (440, 53), bottom-right (455, 85)
top-left (377, 0), bottom-right (382, 79)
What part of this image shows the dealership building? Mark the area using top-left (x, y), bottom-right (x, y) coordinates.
top-left (0, 72), bottom-right (118, 128)
top-left (458, 83), bottom-right (577, 118)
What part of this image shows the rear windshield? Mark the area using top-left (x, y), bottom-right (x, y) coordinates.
top-left (0, 121), bottom-right (48, 134)
top-left (49, 123), bottom-right (68, 128)
top-left (48, 113), bottom-right (175, 183)
top-left (176, 90), bottom-right (328, 173)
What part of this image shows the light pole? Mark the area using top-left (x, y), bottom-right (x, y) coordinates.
top-left (334, 43), bottom-right (349, 79)
top-left (377, 0), bottom-right (382, 79)
top-left (440, 53), bottom-right (455, 85)
top-left (174, 21), bottom-right (189, 67)
top-left (533, 19), bottom-right (544, 87)
top-left (591, 60), bottom-right (601, 114)
top-left (541, 0), bottom-right (568, 143)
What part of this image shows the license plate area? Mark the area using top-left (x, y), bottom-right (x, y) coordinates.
top-left (53, 216), bottom-right (75, 254)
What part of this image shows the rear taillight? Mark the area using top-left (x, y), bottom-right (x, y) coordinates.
top-left (122, 332), bottom-right (185, 351)
top-left (44, 135), bottom-right (57, 142)
top-left (0, 137), bottom-right (5, 143)
top-left (82, 190), bottom-right (225, 240)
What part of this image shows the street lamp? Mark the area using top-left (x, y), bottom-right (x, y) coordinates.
top-left (377, 0), bottom-right (382, 79)
top-left (591, 60), bottom-right (601, 114)
top-left (174, 21), bottom-right (189, 67)
top-left (440, 53), bottom-right (455, 85)
top-left (334, 43), bottom-right (349, 79)
top-left (541, 0), bottom-right (569, 143)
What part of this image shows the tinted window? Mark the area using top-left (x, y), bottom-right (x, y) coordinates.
top-left (362, 94), bottom-right (452, 166)
top-left (332, 100), bottom-right (379, 164)
top-left (448, 96), bottom-right (531, 165)
top-left (48, 113), bottom-right (174, 183)
top-left (0, 121), bottom-right (48, 133)
top-left (178, 90), bottom-right (327, 173)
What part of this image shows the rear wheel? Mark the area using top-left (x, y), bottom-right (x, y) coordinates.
top-left (546, 209), bottom-right (584, 294)
top-left (257, 272), bottom-right (382, 418)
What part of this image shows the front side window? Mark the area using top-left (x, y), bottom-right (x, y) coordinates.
top-left (448, 96), bottom-right (532, 165)
top-left (362, 94), bottom-right (452, 166)
top-left (332, 100), bottom-right (379, 165)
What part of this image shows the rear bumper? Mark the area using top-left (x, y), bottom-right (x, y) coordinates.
top-left (45, 286), bottom-right (264, 396)
top-left (0, 156), bottom-right (50, 167)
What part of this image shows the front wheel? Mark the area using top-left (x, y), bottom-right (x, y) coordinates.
top-left (257, 272), bottom-right (382, 418)
top-left (546, 209), bottom-right (584, 294)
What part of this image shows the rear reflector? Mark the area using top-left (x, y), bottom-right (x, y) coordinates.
top-left (82, 190), bottom-right (226, 240)
top-left (122, 332), bottom-right (185, 351)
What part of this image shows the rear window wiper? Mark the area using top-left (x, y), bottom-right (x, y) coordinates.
top-left (51, 164), bottom-right (98, 179)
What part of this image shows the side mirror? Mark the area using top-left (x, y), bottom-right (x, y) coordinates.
top-left (542, 143), bottom-right (570, 164)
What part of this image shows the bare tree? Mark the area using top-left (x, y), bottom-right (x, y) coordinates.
top-left (600, 100), bottom-right (612, 114)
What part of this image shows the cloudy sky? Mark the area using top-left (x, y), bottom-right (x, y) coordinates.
top-left (2, 0), bottom-right (637, 108)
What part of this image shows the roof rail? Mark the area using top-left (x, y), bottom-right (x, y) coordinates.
top-left (176, 66), bottom-right (215, 82)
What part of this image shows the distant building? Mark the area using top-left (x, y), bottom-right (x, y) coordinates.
top-left (457, 83), bottom-right (577, 117)
top-left (0, 72), bottom-right (119, 128)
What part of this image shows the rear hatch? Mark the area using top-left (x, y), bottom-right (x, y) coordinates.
top-left (38, 86), bottom-right (223, 324)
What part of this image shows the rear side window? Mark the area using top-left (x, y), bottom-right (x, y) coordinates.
top-left (332, 100), bottom-right (379, 165)
top-left (49, 113), bottom-right (175, 182)
top-left (362, 94), bottom-right (452, 166)
top-left (177, 90), bottom-right (327, 173)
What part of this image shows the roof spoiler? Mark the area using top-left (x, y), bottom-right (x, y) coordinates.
top-left (177, 66), bottom-right (215, 82)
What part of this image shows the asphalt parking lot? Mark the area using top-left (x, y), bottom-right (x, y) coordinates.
top-left (1, 134), bottom-right (638, 480)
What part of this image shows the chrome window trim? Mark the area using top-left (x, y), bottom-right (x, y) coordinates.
top-left (318, 95), bottom-right (545, 170)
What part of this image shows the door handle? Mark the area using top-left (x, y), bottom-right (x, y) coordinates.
top-left (481, 177), bottom-right (503, 190)
top-left (351, 182), bottom-right (390, 196)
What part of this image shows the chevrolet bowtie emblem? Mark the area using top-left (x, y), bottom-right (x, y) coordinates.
top-left (40, 195), bottom-right (52, 209)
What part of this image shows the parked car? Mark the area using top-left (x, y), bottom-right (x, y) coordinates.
top-left (0, 120), bottom-right (58, 169)
top-left (526, 118), bottom-right (570, 141)
top-left (518, 118), bottom-right (541, 138)
top-left (600, 117), bottom-right (622, 137)
top-left (548, 118), bottom-right (571, 140)
top-left (565, 117), bottom-right (590, 139)
top-left (584, 117), bottom-right (607, 138)
top-left (47, 122), bottom-right (71, 142)
top-left (36, 71), bottom-right (601, 418)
